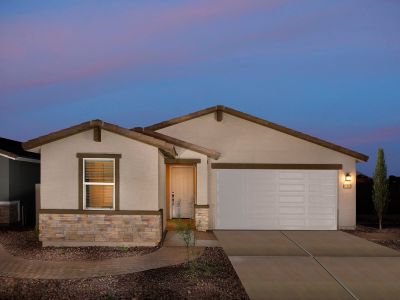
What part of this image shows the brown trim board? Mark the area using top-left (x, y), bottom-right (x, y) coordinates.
top-left (78, 153), bottom-right (121, 211)
top-left (93, 126), bottom-right (101, 142)
top-left (39, 209), bottom-right (163, 215)
top-left (211, 163), bottom-right (343, 170)
top-left (77, 153), bottom-right (122, 159)
top-left (144, 106), bottom-right (219, 132)
top-left (133, 128), bottom-right (221, 159)
top-left (23, 119), bottom-right (176, 157)
top-left (216, 109), bottom-right (223, 122)
top-left (165, 158), bottom-right (201, 164)
top-left (143, 105), bottom-right (368, 162)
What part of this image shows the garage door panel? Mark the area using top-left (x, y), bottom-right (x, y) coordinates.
top-left (309, 184), bottom-right (336, 194)
top-left (279, 195), bottom-right (306, 204)
top-left (216, 169), bottom-right (337, 230)
top-left (279, 184), bottom-right (306, 192)
top-left (308, 206), bottom-right (336, 215)
top-left (309, 195), bottom-right (336, 204)
top-left (279, 172), bottom-right (306, 180)
top-left (279, 206), bottom-right (306, 214)
top-left (308, 218), bottom-right (336, 227)
top-left (279, 218), bottom-right (306, 227)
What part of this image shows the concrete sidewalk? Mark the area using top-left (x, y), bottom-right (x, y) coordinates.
top-left (215, 230), bottom-right (400, 300)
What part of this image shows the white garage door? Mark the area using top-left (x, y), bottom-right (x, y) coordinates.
top-left (215, 169), bottom-right (338, 230)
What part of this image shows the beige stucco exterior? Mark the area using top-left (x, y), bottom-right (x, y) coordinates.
top-left (40, 129), bottom-right (160, 211)
top-left (159, 112), bottom-right (359, 229)
top-left (33, 108), bottom-right (364, 243)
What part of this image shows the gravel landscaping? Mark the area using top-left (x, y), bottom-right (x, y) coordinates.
top-left (0, 228), bottom-right (157, 261)
top-left (0, 247), bottom-right (249, 300)
top-left (345, 225), bottom-right (400, 251)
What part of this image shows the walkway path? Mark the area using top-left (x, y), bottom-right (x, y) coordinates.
top-left (0, 244), bottom-right (203, 279)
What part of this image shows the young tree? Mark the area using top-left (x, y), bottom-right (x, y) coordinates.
top-left (372, 148), bottom-right (390, 230)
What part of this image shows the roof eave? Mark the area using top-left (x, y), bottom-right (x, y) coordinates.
top-left (23, 120), bottom-right (177, 158)
top-left (142, 105), bottom-right (369, 162)
top-left (133, 127), bottom-right (221, 160)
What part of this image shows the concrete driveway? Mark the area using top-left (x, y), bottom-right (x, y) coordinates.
top-left (214, 230), bottom-right (400, 300)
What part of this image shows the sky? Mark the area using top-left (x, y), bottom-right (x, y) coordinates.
top-left (0, 0), bottom-right (399, 175)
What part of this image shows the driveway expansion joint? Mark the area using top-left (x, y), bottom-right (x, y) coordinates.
top-left (280, 231), bottom-right (359, 300)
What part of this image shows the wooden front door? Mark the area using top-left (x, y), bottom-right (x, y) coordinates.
top-left (170, 165), bottom-right (195, 219)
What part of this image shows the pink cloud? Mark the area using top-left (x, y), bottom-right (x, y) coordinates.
top-left (335, 125), bottom-right (400, 147)
top-left (0, 0), bottom-right (286, 93)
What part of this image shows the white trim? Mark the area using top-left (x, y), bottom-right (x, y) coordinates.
top-left (0, 152), bottom-right (40, 163)
top-left (82, 158), bottom-right (115, 210)
top-left (0, 152), bottom-right (15, 160)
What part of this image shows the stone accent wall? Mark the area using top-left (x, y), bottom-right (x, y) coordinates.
top-left (195, 207), bottom-right (209, 232)
top-left (39, 213), bottom-right (162, 247)
top-left (0, 202), bottom-right (19, 224)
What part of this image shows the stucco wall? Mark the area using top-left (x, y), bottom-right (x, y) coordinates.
top-left (159, 112), bottom-right (359, 229)
top-left (40, 129), bottom-right (160, 211)
top-left (0, 156), bottom-right (9, 202)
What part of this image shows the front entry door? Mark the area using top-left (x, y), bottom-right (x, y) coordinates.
top-left (170, 165), bottom-right (195, 218)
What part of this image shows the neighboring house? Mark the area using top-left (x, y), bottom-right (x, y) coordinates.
top-left (0, 137), bottom-right (40, 226)
top-left (23, 106), bottom-right (368, 247)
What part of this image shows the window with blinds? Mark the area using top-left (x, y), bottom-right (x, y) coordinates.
top-left (83, 159), bottom-right (114, 209)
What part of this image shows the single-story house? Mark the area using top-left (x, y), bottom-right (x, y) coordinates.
top-left (23, 106), bottom-right (368, 247)
top-left (0, 137), bottom-right (40, 226)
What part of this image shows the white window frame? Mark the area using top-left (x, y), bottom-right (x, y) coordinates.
top-left (83, 158), bottom-right (115, 210)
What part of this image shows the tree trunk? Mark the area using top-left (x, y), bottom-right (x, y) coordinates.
top-left (379, 217), bottom-right (382, 231)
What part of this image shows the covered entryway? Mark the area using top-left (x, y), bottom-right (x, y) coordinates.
top-left (215, 169), bottom-right (338, 230)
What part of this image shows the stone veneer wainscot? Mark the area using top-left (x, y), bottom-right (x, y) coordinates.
top-left (39, 213), bottom-right (162, 247)
top-left (195, 206), bottom-right (209, 232)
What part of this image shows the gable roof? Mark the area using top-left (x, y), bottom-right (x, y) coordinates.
top-left (23, 120), bottom-right (177, 157)
top-left (144, 105), bottom-right (369, 162)
top-left (132, 127), bottom-right (221, 160)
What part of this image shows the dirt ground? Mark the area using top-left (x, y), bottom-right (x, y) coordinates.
top-left (0, 247), bottom-right (249, 300)
top-left (345, 226), bottom-right (400, 251)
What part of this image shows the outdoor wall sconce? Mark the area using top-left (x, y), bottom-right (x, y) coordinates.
top-left (343, 173), bottom-right (352, 189)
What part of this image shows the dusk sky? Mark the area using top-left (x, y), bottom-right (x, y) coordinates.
top-left (0, 0), bottom-right (399, 175)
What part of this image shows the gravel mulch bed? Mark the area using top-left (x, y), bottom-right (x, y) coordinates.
top-left (0, 247), bottom-right (249, 300)
top-left (0, 228), bottom-right (157, 261)
top-left (344, 225), bottom-right (400, 252)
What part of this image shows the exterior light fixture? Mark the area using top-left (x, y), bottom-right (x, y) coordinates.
top-left (343, 173), bottom-right (352, 189)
